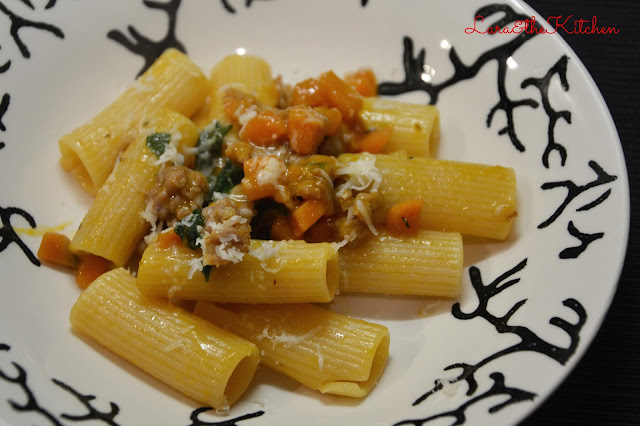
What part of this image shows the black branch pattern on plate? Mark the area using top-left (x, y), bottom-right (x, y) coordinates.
top-left (188, 407), bottom-right (265, 425)
top-left (17, 0), bottom-right (57, 10)
top-left (0, 45), bottom-right (10, 73)
top-left (411, 259), bottom-right (587, 412)
top-left (107, 0), bottom-right (185, 77)
top-left (559, 221), bottom-right (604, 259)
top-left (0, 0), bottom-right (64, 59)
top-left (0, 205), bottom-right (40, 266)
top-left (378, 4), bottom-right (542, 153)
top-left (220, 0), bottom-right (271, 14)
top-left (2, 342), bottom-right (265, 425)
top-left (1, 342), bottom-right (122, 425)
top-left (538, 160), bottom-right (617, 229)
top-left (395, 373), bottom-right (535, 426)
top-left (0, 343), bottom-right (63, 426)
top-left (0, 1), bottom-right (62, 151)
top-left (521, 55), bottom-right (571, 168)
top-left (0, 93), bottom-right (8, 150)
top-left (54, 379), bottom-right (121, 425)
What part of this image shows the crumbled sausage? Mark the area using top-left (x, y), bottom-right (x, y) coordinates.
top-left (200, 187), bottom-right (255, 267)
top-left (146, 165), bottom-right (208, 226)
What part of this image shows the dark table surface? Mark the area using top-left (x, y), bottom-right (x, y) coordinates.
top-left (519, 1), bottom-right (639, 425)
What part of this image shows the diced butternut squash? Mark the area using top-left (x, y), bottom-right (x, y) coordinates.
top-left (75, 254), bottom-right (110, 289)
top-left (352, 128), bottom-right (392, 154)
top-left (221, 87), bottom-right (259, 122)
top-left (344, 68), bottom-right (377, 97)
top-left (314, 106), bottom-right (342, 136)
top-left (290, 199), bottom-right (326, 235)
top-left (288, 105), bottom-right (326, 155)
top-left (318, 71), bottom-right (363, 123)
top-left (291, 78), bottom-right (327, 107)
top-left (386, 199), bottom-right (425, 235)
top-left (239, 109), bottom-right (287, 146)
top-left (38, 232), bottom-right (77, 268)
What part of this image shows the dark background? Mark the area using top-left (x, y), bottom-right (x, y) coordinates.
top-left (521, 1), bottom-right (639, 425)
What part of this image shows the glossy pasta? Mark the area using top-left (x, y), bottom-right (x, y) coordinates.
top-left (59, 49), bottom-right (207, 195)
top-left (69, 268), bottom-right (260, 409)
top-left (44, 50), bottom-right (520, 410)
top-left (339, 229), bottom-right (463, 297)
top-left (339, 152), bottom-right (518, 240)
top-left (69, 109), bottom-right (200, 266)
top-left (137, 238), bottom-right (339, 303)
top-left (194, 302), bottom-right (390, 398)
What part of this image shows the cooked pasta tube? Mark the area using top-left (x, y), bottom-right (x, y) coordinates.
top-left (338, 153), bottom-right (517, 240)
top-left (59, 48), bottom-right (207, 195)
top-left (137, 238), bottom-right (339, 303)
top-left (196, 54), bottom-right (278, 125)
top-left (194, 302), bottom-right (389, 398)
top-left (339, 229), bottom-right (463, 297)
top-left (70, 109), bottom-right (199, 266)
top-left (69, 268), bottom-right (260, 409)
top-left (359, 97), bottom-right (440, 157)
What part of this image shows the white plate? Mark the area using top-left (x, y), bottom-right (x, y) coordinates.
top-left (0, 1), bottom-right (629, 425)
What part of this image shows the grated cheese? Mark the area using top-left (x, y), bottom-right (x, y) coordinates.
top-left (214, 243), bottom-right (245, 264)
top-left (237, 105), bottom-right (258, 127)
top-left (180, 325), bottom-right (195, 334)
top-left (255, 156), bottom-right (287, 187)
top-left (141, 200), bottom-right (163, 245)
top-left (203, 215), bottom-right (249, 265)
top-left (335, 153), bottom-right (382, 198)
top-left (256, 325), bottom-right (323, 349)
top-left (331, 232), bottom-right (356, 253)
top-left (356, 198), bottom-right (378, 236)
top-left (187, 257), bottom-right (204, 279)
top-left (249, 240), bottom-right (286, 273)
top-left (163, 338), bottom-right (184, 353)
top-left (316, 343), bottom-right (324, 372)
top-left (153, 128), bottom-right (185, 167)
top-left (418, 300), bottom-right (442, 318)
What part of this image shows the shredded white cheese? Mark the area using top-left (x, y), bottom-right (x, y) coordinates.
top-left (141, 200), bottom-right (163, 245)
top-left (255, 156), bottom-right (287, 187)
top-left (153, 128), bottom-right (185, 167)
top-left (256, 325), bottom-right (323, 349)
top-left (187, 257), bottom-right (204, 279)
top-left (237, 105), bottom-right (258, 127)
top-left (418, 300), bottom-right (442, 318)
top-left (214, 244), bottom-right (244, 264)
top-left (335, 153), bottom-right (382, 198)
top-left (249, 240), bottom-right (286, 273)
top-left (355, 198), bottom-right (378, 236)
top-left (163, 338), bottom-right (184, 353)
top-left (180, 325), bottom-right (195, 334)
top-left (331, 232), bottom-right (356, 253)
top-left (316, 343), bottom-right (324, 372)
top-left (207, 215), bottom-right (247, 232)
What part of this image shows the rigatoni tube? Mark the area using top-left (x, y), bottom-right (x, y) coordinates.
top-left (59, 48), bottom-right (207, 194)
top-left (194, 302), bottom-right (390, 398)
top-left (70, 109), bottom-right (200, 266)
top-left (197, 54), bottom-right (278, 126)
top-left (69, 268), bottom-right (260, 409)
top-left (339, 153), bottom-right (517, 240)
top-left (137, 239), bottom-right (339, 303)
top-left (358, 97), bottom-right (440, 157)
top-left (339, 229), bottom-right (463, 297)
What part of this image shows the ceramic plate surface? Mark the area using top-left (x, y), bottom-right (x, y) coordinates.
top-left (0, 1), bottom-right (629, 425)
